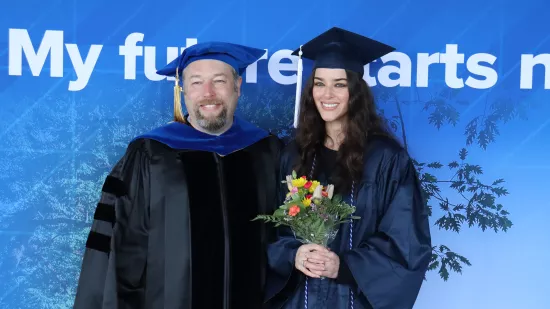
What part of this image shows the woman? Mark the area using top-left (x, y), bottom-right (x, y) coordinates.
top-left (264, 27), bottom-right (432, 309)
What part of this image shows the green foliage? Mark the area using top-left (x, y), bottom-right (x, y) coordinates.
top-left (253, 172), bottom-right (360, 246)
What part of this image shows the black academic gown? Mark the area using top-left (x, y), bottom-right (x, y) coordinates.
top-left (264, 136), bottom-right (432, 309)
top-left (73, 116), bottom-right (282, 309)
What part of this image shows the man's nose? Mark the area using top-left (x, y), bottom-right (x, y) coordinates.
top-left (202, 81), bottom-right (215, 98)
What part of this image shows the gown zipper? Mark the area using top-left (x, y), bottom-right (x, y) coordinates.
top-left (214, 154), bottom-right (230, 309)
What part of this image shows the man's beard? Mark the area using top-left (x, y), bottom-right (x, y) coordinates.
top-left (193, 99), bottom-right (228, 132)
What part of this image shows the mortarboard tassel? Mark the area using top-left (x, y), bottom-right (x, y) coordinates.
top-left (174, 68), bottom-right (185, 123)
top-left (293, 45), bottom-right (303, 128)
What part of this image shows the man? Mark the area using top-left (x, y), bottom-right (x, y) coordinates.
top-left (73, 41), bottom-right (283, 309)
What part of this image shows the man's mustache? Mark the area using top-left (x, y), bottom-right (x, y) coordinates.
top-left (198, 99), bottom-right (224, 106)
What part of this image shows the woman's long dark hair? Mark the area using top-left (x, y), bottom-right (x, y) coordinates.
top-left (294, 69), bottom-right (398, 194)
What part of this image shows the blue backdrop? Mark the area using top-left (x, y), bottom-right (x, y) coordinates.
top-left (1, 0), bottom-right (549, 308)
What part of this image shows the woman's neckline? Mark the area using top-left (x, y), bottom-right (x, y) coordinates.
top-left (322, 144), bottom-right (338, 153)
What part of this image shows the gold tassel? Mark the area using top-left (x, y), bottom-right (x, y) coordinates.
top-left (174, 68), bottom-right (185, 123)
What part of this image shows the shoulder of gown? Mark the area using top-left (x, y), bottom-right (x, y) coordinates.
top-left (364, 134), bottom-right (407, 162)
top-left (74, 137), bottom-right (157, 308)
top-left (360, 134), bottom-right (419, 183)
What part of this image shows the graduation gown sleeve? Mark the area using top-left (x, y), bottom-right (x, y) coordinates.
top-left (73, 140), bottom-right (150, 309)
top-left (343, 148), bottom-right (432, 309)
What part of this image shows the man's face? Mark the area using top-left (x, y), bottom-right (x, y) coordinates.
top-left (182, 59), bottom-right (242, 133)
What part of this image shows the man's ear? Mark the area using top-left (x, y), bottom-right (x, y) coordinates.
top-left (236, 76), bottom-right (243, 96)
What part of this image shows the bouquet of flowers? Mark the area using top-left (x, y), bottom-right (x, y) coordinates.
top-left (253, 170), bottom-right (360, 246)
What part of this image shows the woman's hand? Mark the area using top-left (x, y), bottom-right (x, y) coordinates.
top-left (310, 250), bottom-right (340, 279)
top-left (294, 244), bottom-right (330, 278)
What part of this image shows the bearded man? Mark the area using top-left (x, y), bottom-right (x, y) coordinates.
top-left (73, 41), bottom-right (282, 309)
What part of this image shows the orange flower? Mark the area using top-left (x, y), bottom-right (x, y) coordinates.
top-left (288, 205), bottom-right (300, 216)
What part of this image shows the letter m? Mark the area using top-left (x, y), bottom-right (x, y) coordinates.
top-left (8, 29), bottom-right (63, 77)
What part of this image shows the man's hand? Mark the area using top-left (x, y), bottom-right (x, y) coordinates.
top-left (294, 244), bottom-right (330, 278)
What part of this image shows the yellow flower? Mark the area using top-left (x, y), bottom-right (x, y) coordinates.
top-left (291, 177), bottom-right (307, 188)
top-left (302, 198), bottom-right (311, 207)
top-left (308, 181), bottom-right (320, 193)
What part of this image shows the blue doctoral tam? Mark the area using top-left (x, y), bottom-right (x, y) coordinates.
top-left (157, 41), bottom-right (266, 77)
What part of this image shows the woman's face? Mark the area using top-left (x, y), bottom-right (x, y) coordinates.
top-left (311, 68), bottom-right (350, 124)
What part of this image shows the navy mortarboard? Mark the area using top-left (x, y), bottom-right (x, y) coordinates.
top-left (291, 27), bottom-right (395, 127)
top-left (156, 41), bottom-right (266, 122)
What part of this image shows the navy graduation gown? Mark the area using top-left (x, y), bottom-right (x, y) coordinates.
top-left (264, 136), bottom-right (432, 309)
top-left (73, 117), bottom-right (283, 309)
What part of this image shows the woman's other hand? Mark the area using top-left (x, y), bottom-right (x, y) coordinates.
top-left (294, 244), bottom-right (330, 278)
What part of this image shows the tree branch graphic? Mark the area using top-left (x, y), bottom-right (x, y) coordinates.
top-left (375, 86), bottom-right (519, 281)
